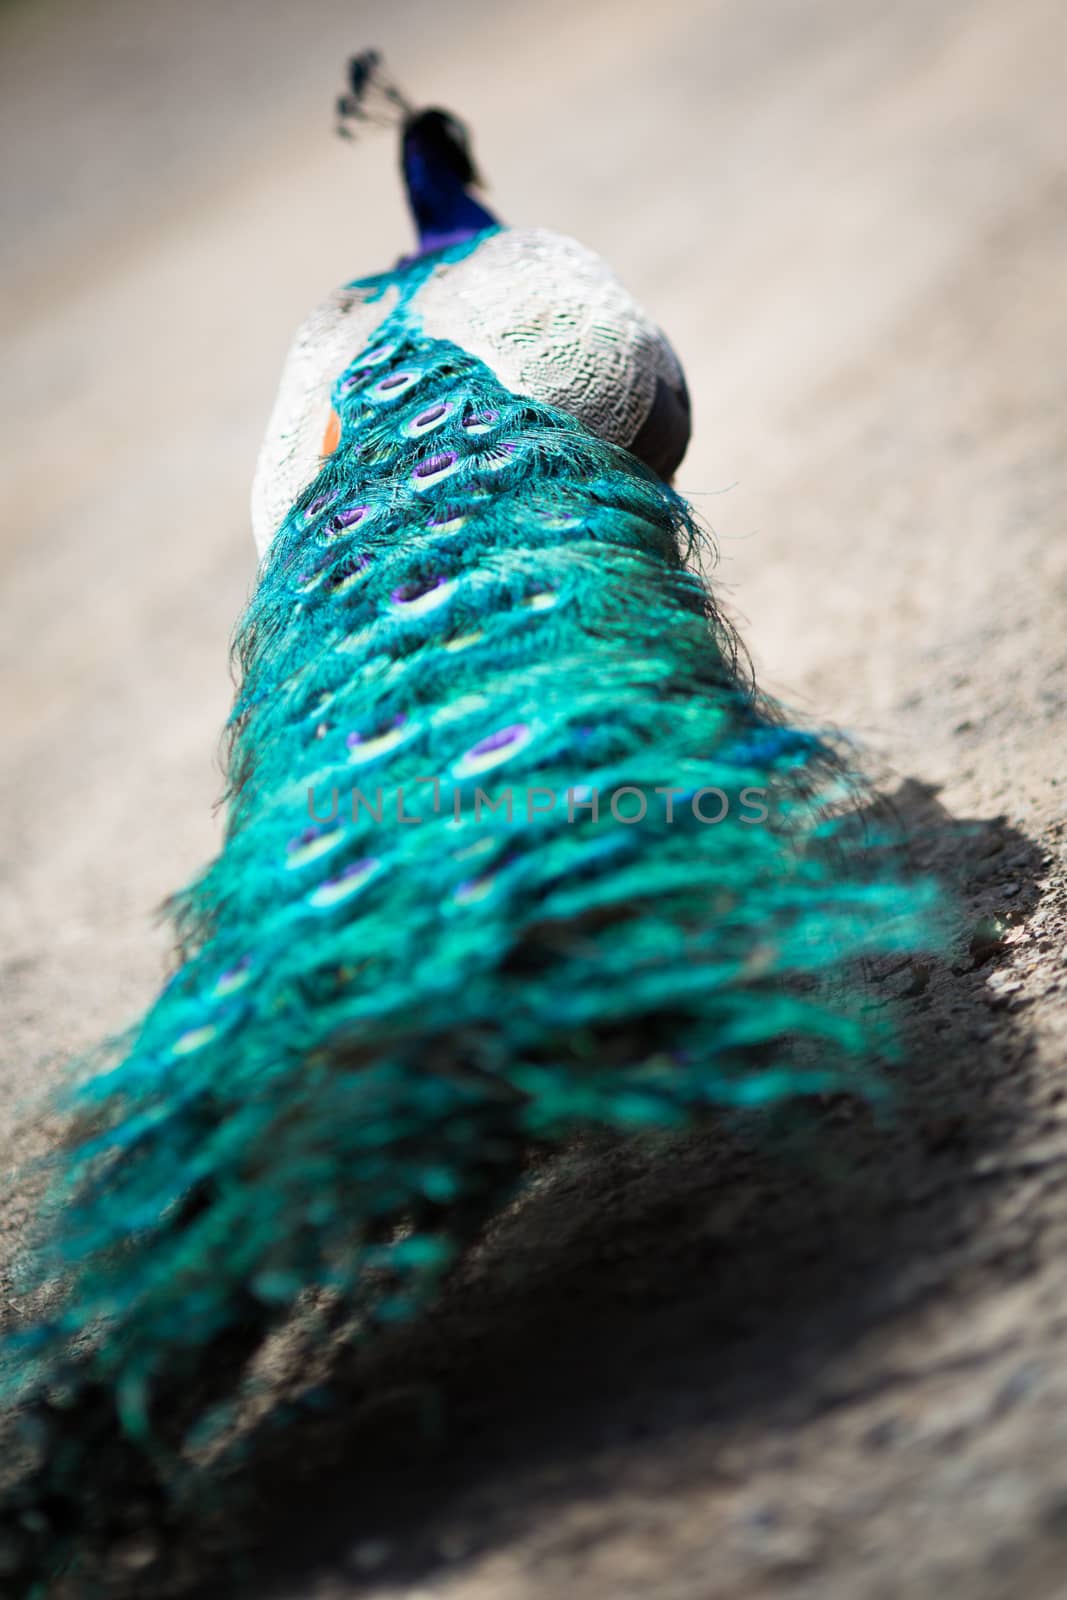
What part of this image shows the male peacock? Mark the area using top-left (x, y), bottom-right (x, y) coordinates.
top-left (0, 53), bottom-right (939, 1593)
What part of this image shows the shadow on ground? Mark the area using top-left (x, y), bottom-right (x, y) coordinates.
top-left (98, 783), bottom-right (1046, 1600)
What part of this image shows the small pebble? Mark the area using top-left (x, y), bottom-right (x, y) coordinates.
top-left (110, 1533), bottom-right (159, 1573)
top-left (347, 1537), bottom-right (393, 1572)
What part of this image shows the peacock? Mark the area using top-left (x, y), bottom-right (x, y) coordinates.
top-left (0, 53), bottom-right (941, 1594)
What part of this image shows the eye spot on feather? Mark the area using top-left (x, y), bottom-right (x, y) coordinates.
top-left (412, 451), bottom-right (460, 491)
top-left (212, 958), bottom-right (252, 999)
top-left (453, 722), bottom-right (533, 778)
top-left (405, 401), bottom-right (454, 438)
top-left (308, 857), bottom-right (381, 910)
top-left (335, 625), bottom-right (374, 656)
top-left (287, 825), bottom-right (346, 869)
top-left (478, 443), bottom-right (518, 474)
top-left (305, 492), bottom-right (336, 520)
top-left (345, 716), bottom-right (413, 766)
top-left (462, 407), bottom-right (499, 436)
top-left (451, 835), bottom-right (496, 862)
top-left (326, 505), bottom-right (368, 538)
top-left (443, 629), bottom-right (484, 653)
top-left (371, 369), bottom-right (421, 401)
top-left (305, 688), bottom-right (335, 718)
top-left (339, 341), bottom-right (397, 391)
top-left (357, 341), bottom-right (397, 368)
top-left (428, 509), bottom-right (467, 534)
top-left (327, 555), bottom-right (371, 596)
top-left (171, 1022), bottom-right (220, 1057)
top-left (389, 575), bottom-right (457, 616)
top-left (453, 874), bottom-right (497, 906)
top-left (430, 692), bottom-right (490, 728)
top-left (296, 555), bottom-right (333, 593)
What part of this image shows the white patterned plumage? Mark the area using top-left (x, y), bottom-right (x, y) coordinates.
top-left (251, 226), bottom-right (689, 558)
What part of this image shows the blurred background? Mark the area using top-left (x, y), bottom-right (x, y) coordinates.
top-left (2, 1), bottom-right (1066, 1595)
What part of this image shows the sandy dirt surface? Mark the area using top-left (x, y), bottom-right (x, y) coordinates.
top-left (2, 0), bottom-right (1066, 1594)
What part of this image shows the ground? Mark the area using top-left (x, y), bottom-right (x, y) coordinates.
top-left (1, 0), bottom-right (1066, 1595)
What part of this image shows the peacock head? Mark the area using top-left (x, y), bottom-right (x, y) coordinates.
top-left (337, 51), bottom-right (498, 256)
top-left (399, 106), bottom-right (498, 250)
top-left (401, 108), bottom-right (482, 191)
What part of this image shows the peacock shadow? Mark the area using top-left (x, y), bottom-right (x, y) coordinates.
top-left (109, 779), bottom-right (1045, 1598)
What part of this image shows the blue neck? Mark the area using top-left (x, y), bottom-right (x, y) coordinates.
top-left (403, 146), bottom-right (499, 257)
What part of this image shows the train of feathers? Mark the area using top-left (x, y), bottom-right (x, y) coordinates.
top-left (0, 53), bottom-right (943, 1594)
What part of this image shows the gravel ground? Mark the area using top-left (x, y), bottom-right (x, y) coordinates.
top-left (2, 0), bottom-right (1066, 1595)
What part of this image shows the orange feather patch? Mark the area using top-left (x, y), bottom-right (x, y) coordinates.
top-left (321, 408), bottom-right (342, 456)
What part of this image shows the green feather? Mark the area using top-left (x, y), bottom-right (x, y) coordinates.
top-left (0, 243), bottom-right (943, 1588)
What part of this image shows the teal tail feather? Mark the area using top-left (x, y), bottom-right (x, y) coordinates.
top-left (0, 291), bottom-right (943, 1589)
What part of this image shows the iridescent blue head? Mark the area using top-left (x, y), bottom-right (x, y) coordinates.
top-left (336, 52), bottom-right (499, 258)
top-left (400, 108), bottom-right (499, 256)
